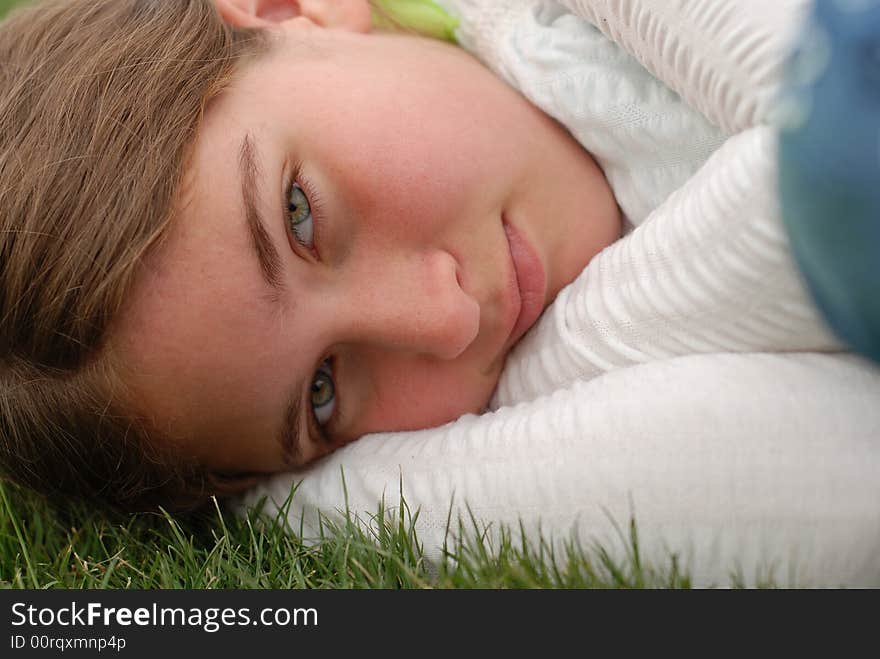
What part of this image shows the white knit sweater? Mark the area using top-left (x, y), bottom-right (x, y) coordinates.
top-left (434, 0), bottom-right (840, 406)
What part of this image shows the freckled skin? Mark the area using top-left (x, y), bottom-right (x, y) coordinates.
top-left (111, 11), bottom-right (621, 474)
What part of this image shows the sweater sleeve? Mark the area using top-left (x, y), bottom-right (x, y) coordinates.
top-left (556, 0), bottom-right (811, 132)
top-left (493, 126), bottom-right (840, 407)
top-left (244, 352), bottom-right (880, 587)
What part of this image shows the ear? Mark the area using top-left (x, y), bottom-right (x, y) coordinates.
top-left (213, 0), bottom-right (372, 32)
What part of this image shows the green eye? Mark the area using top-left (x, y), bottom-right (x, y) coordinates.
top-left (287, 183), bottom-right (313, 247)
top-left (310, 361), bottom-right (336, 426)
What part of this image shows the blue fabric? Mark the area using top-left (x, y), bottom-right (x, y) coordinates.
top-left (778, 0), bottom-right (880, 362)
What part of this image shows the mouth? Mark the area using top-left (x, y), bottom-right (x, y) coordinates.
top-left (502, 217), bottom-right (547, 349)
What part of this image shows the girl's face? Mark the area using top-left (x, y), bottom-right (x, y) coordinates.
top-left (112, 3), bottom-right (621, 474)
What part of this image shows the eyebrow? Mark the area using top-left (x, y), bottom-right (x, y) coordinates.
top-left (238, 133), bottom-right (302, 463)
top-left (239, 133), bottom-right (284, 296)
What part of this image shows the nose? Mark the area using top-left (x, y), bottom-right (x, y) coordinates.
top-left (343, 249), bottom-right (480, 360)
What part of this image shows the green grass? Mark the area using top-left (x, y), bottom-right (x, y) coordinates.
top-left (1, 480), bottom-right (696, 589)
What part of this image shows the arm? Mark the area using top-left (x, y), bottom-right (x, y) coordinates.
top-left (494, 126), bottom-right (840, 407)
top-left (246, 352), bottom-right (880, 587)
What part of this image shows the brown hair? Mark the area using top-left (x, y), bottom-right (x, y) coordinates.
top-left (0, 0), bottom-right (270, 512)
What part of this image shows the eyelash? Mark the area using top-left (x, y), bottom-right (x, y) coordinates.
top-left (285, 161), bottom-right (327, 259)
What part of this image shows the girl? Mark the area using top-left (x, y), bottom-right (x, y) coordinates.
top-left (0, 0), bottom-right (621, 511)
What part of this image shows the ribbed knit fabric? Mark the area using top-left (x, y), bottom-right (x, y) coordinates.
top-left (558, 0), bottom-right (811, 132)
top-left (436, 0), bottom-right (838, 406)
top-left (245, 352), bottom-right (880, 587)
top-left (494, 126), bottom-right (840, 406)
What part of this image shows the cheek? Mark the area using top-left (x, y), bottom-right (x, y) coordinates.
top-left (309, 96), bottom-right (510, 233)
top-left (349, 357), bottom-right (498, 437)
top-left (324, 129), bottom-right (464, 221)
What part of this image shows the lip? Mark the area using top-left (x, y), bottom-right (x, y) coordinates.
top-left (502, 217), bottom-right (547, 348)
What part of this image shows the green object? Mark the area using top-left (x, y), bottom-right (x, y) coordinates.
top-left (0, 480), bottom-right (699, 588)
top-left (372, 0), bottom-right (459, 43)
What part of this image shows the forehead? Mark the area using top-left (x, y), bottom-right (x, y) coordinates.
top-left (114, 31), bottom-right (339, 378)
top-left (109, 107), bottom-right (283, 442)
